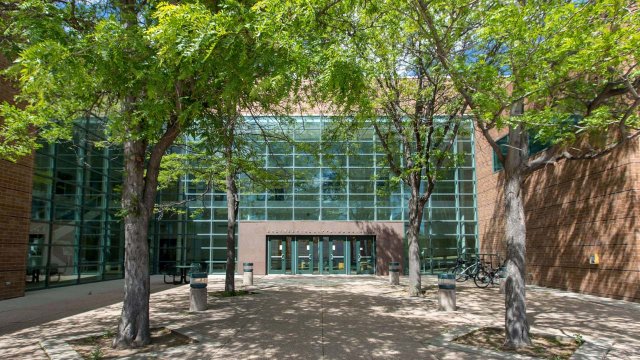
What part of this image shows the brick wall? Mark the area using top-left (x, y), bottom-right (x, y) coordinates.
top-left (476, 127), bottom-right (640, 302)
top-left (0, 54), bottom-right (33, 300)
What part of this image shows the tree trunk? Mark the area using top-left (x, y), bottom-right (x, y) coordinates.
top-left (502, 122), bottom-right (532, 348)
top-left (113, 140), bottom-right (151, 348)
top-left (224, 172), bottom-right (238, 293)
top-left (407, 189), bottom-right (425, 297)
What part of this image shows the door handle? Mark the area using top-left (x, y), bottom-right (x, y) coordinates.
top-left (281, 254), bottom-right (285, 260)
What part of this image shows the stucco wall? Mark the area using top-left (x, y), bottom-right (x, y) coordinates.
top-left (238, 221), bottom-right (405, 275)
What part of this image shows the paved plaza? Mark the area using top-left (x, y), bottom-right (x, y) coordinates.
top-left (0, 275), bottom-right (638, 359)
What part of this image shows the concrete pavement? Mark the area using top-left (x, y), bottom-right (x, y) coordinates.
top-left (0, 275), bottom-right (638, 359)
top-left (0, 275), bottom-right (175, 336)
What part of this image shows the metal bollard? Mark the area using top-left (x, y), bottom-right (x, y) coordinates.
top-left (243, 262), bottom-right (253, 286)
top-left (438, 273), bottom-right (456, 311)
top-left (389, 261), bottom-right (400, 285)
top-left (189, 273), bottom-right (208, 312)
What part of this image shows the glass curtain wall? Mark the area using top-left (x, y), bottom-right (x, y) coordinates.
top-left (26, 115), bottom-right (477, 289)
top-left (177, 116), bottom-right (478, 274)
top-left (27, 118), bottom-right (124, 289)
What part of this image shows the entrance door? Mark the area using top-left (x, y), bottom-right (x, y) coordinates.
top-left (295, 236), bottom-right (314, 274)
top-left (327, 236), bottom-right (347, 274)
top-left (353, 236), bottom-right (375, 274)
top-left (268, 237), bottom-right (288, 274)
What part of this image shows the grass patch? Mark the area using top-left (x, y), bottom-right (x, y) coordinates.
top-left (453, 327), bottom-right (580, 360)
top-left (69, 327), bottom-right (196, 359)
top-left (208, 290), bottom-right (257, 297)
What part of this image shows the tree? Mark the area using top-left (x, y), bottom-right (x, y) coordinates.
top-left (0, 0), bottom-right (296, 347)
top-left (2, 0), bottom-right (185, 347)
top-left (310, 0), bottom-right (469, 296)
top-left (415, 0), bottom-right (639, 347)
top-left (149, 1), bottom-right (302, 293)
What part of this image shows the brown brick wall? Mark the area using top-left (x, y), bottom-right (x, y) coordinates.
top-left (0, 54), bottom-right (33, 300)
top-left (476, 127), bottom-right (640, 302)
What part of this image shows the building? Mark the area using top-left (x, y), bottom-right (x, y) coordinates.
top-left (2, 110), bottom-right (637, 303)
top-left (476, 129), bottom-right (640, 301)
top-left (1, 116), bottom-right (478, 298)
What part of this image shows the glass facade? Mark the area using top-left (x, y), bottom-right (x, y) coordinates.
top-left (27, 118), bottom-right (124, 289)
top-left (179, 117), bottom-right (478, 274)
top-left (26, 116), bottom-right (477, 289)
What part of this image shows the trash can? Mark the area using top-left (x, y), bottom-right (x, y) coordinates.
top-left (243, 262), bottom-right (254, 286)
top-left (189, 272), bottom-right (208, 312)
top-left (438, 273), bottom-right (456, 311)
top-left (389, 261), bottom-right (400, 285)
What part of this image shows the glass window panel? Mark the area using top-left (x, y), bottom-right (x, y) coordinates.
top-left (431, 208), bottom-right (456, 221)
top-left (31, 199), bottom-right (50, 221)
top-left (376, 208), bottom-right (402, 221)
top-left (267, 142), bottom-right (292, 154)
top-left (459, 222), bottom-right (477, 235)
top-left (324, 155), bottom-right (347, 168)
top-left (213, 208), bottom-right (228, 220)
top-left (294, 208), bottom-right (320, 220)
top-left (459, 208), bottom-right (476, 221)
top-left (459, 181), bottom-right (475, 194)
top-left (295, 195), bottom-right (320, 207)
top-left (349, 181), bottom-right (374, 194)
top-left (295, 155), bottom-right (320, 167)
top-left (322, 208), bottom-right (348, 220)
top-left (349, 168), bottom-right (374, 180)
top-left (321, 194), bottom-right (346, 206)
top-left (212, 222), bottom-right (228, 234)
top-left (350, 208), bottom-right (374, 221)
top-left (239, 194), bottom-right (265, 207)
top-left (458, 169), bottom-right (475, 181)
top-left (433, 181), bottom-right (455, 194)
top-left (375, 193), bottom-right (402, 207)
top-left (268, 154), bottom-right (293, 167)
top-left (349, 155), bottom-right (373, 167)
top-left (350, 142), bottom-right (374, 153)
top-left (294, 168), bottom-right (319, 181)
top-left (267, 194), bottom-right (293, 207)
top-left (295, 129), bottom-right (321, 141)
top-left (322, 181), bottom-right (347, 194)
top-left (322, 142), bottom-right (347, 154)
top-left (431, 194), bottom-right (456, 207)
top-left (459, 195), bottom-right (475, 207)
top-left (429, 221), bottom-right (458, 234)
top-left (240, 208), bottom-right (265, 221)
top-left (349, 194), bottom-right (374, 207)
top-left (294, 181), bottom-right (320, 193)
top-left (267, 208), bottom-right (293, 220)
top-left (192, 221), bottom-right (211, 234)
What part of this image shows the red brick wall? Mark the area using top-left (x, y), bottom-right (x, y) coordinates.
top-left (0, 54), bottom-right (33, 300)
top-left (476, 127), bottom-right (640, 302)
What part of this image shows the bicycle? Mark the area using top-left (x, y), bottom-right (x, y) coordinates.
top-left (449, 257), bottom-right (482, 282)
top-left (474, 260), bottom-right (507, 288)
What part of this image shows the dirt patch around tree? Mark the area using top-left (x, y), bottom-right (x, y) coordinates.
top-left (453, 327), bottom-right (581, 359)
top-left (69, 327), bottom-right (196, 359)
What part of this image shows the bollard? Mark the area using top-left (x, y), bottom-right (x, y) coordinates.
top-left (189, 272), bottom-right (208, 312)
top-left (243, 262), bottom-right (254, 286)
top-left (389, 261), bottom-right (400, 285)
top-left (438, 273), bottom-right (456, 311)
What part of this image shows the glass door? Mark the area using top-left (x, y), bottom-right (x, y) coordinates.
top-left (295, 236), bottom-right (314, 274)
top-left (328, 236), bottom-right (347, 274)
top-left (357, 236), bottom-right (375, 274)
top-left (268, 237), bottom-right (287, 274)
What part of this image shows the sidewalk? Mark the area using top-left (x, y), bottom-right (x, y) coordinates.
top-left (0, 275), bottom-right (175, 336)
top-left (0, 275), bottom-right (638, 359)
